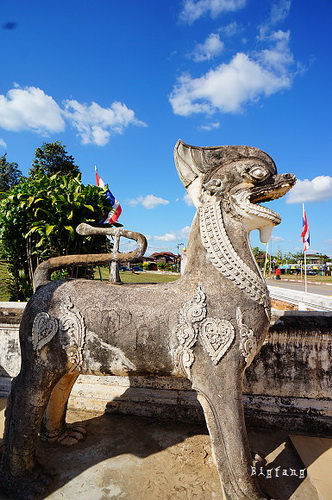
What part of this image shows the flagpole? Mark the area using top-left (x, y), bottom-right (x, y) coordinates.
top-left (303, 204), bottom-right (308, 293)
top-left (94, 165), bottom-right (122, 282)
top-left (304, 248), bottom-right (307, 293)
top-left (263, 242), bottom-right (268, 279)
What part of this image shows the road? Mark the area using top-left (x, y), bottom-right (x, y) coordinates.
top-left (266, 278), bottom-right (332, 297)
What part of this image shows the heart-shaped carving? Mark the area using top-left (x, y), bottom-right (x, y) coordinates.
top-left (200, 318), bottom-right (235, 365)
top-left (32, 312), bottom-right (59, 351)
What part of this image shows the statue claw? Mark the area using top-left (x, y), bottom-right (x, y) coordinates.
top-left (40, 424), bottom-right (87, 446)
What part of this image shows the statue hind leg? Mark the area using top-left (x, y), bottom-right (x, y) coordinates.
top-left (40, 372), bottom-right (87, 446)
top-left (191, 360), bottom-right (267, 500)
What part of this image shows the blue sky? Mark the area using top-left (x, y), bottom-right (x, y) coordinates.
top-left (0, 0), bottom-right (331, 257)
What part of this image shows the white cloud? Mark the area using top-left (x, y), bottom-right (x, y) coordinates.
top-left (219, 21), bottom-right (243, 37)
top-left (128, 194), bottom-right (170, 209)
top-left (199, 121), bottom-right (220, 131)
top-left (154, 232), bottom-right (177, 242)
top-left (0, 85), bottom-right (146, 146)
top-left (286, 176), bottom-right (332, 204)
top-left (63, 99), bottom-right (146, 146)
top-left (191, 33), bottom-right (224, 62)
top-left (0, 139), bottom-right (7, 148)
top-left (183, 193), bottom-right (194, 205)
top-left (154, 226), bottom-right (191, 241)
top-left (170, 49), bottom-right (292, 116)
top-left (270, 0), bottom-right (292, 24)
top-left (0, 86), bottom-right (65, 134)
top-left (173, 1), bottom-right (296, 118)
top-left (271, 235), bottom-right (285, 242)
top-left (257, 30), bottom-right (294, 74)
top-left (180, 0), bottom-right (246, 24)
top-left (259, 0), bottom-right (292, 39)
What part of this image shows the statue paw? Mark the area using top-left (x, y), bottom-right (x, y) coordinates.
top-left (57, 425), bottom-right (87, 446)
top-left (40, 424), bottom-right (87, 446)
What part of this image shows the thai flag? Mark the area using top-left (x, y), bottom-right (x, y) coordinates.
top-left (301, 205), bottom-right (310, 252)
top-left (95, 166), bottom-right (122, 224)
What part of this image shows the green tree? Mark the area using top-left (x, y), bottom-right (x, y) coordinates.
top-left (0, 172), bottom-right (110, 300)
top-left (29, 141), bottom-right (80, 178)
top-left (276, 249), bottom-right (283, 265)
top-left (0, 154), bottom-right (23, 192)
top-left (283, 251), bottom-right (297, 264)
top-left (287, 251), bottom-right (303, 264)
top-left (251, 246), bottom-right (266, 269)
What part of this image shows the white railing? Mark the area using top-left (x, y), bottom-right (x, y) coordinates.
top-left (268, 286), bottom-right (332, 311)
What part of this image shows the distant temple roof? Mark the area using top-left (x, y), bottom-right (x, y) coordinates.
top-left (149, 252), bottom-right (177, 258)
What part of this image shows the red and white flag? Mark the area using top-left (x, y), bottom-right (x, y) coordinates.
top-left (95, 166), bottom-right (122, 224)
top-left (301, 204), bottom-right (310, 252)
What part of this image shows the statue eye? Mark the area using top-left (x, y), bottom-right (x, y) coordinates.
top-left (248, 166), bottom-right (269, 181)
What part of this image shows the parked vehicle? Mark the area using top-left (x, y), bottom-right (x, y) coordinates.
top-left (132, 266), bottom-right (143, 272)
top-left (119, 265), bottom-right (129, 271)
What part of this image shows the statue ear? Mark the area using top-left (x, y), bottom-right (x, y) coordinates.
top-left (174, 140), bottom-right (204, 188)
top-left (174, 140), bottom-right (224, 207)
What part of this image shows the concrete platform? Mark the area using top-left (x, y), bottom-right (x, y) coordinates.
top-left (0, 398), bottom-right (321, 499)
top-left (290, 435), bottom-right (332, 500)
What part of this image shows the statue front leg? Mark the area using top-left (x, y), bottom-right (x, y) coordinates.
top-left (0, 367), bottom-right (60, 499)
top-left (191, 361), bottom-right (267, 500)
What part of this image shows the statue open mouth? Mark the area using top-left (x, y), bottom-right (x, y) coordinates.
top-left (232, 173), bottom-right (296, 243)
top-left (250, 173), bottom-right (296, 204)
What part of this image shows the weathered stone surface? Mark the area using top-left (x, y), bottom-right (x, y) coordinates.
top-left (247, 310), bottom-right (332, 399)
top-left (0, 141), bottom-right (295, 500)
top-left (2, 311), bottom-right (331, 434)
top-left (245, 310), bottom-right (332, 435)
top-left (0, 325), bottom-right (22, 379)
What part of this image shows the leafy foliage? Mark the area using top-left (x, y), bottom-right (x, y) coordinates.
top-left (0, 173), bottom-right (110, 300)
top-left (0, 154), bottom-right (24, 192)
top-left (251, 246), bottom-right (266, 268)
top-left (0, 258), bottom-right (10, 301)
top-left (29, 141), bottom-right (80, 178)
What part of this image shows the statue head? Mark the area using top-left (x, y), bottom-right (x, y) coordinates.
top-left (174, 140), bottom-right (296, 243)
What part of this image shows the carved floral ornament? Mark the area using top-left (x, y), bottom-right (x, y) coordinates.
top-left (31, 296), bottom-right (86, 372)
top-left (174, 284), bottom-right (256, 375)
top-left (174, 284), bottom-right (206, 377)
top-left (236, 307), bottom-right (257, 367)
